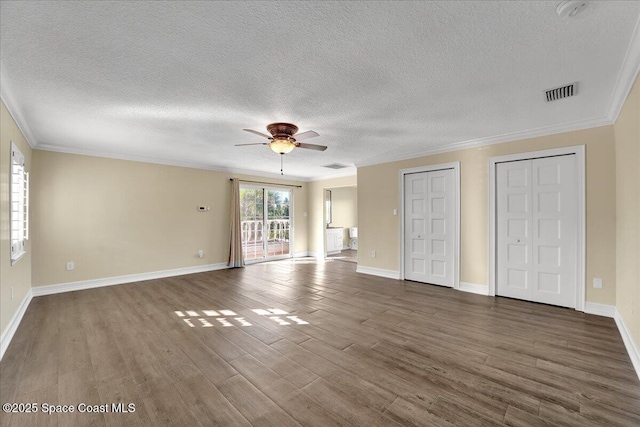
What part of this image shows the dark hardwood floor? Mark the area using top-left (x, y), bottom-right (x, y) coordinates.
top-left (327, 249), bottom-right (358, 263)
top-left (1, 258), bottom-right (639, 426)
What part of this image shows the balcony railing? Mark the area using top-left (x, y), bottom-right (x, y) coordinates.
top-left (241, 219), bottom-right (290, 260)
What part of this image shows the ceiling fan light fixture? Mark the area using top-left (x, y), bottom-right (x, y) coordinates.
top-left (269, 138), bottom-right (295, 154)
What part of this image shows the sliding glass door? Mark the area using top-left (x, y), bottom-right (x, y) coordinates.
top-left (240, 186), bottom-right (292, 262)
top-left (240, 187), bottom-right (264, 261)
top-left (266, 189), bottom-right (291, 258)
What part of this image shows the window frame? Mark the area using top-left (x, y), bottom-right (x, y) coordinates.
top-left (10, 141), bottom-right (29, 265)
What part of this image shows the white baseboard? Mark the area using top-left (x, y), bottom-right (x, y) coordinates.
top-left (0, 289), bottom-right (33, 361)
top-left (293, 251), bottom-right (310, 258)
top-left (308, 251), bottom-right (322, 258)
top-left (614, 307), bottom-right (640, 381)
top-left (356, 265), bottom-right (400, 280)
top-left (31, 263), bottom-right (229, 297)
top-left (459, 282), bottom-right (489, 295)
top-left (584, 302), bottom-right (616, 318)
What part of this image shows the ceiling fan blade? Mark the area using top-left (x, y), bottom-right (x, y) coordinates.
top-left (235, 143), bottom-right (269, 146)
top-left (296, 142), bottom-right (327, 151)
top-left (243, 129), bottom-right (272, 139)
top-left (294, 130), bottom-right (319, 141)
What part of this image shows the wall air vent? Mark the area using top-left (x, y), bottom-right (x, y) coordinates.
top-left (322, 163), bottom-right (350, 169)
top-left (545, 82), bottom-right (577, 102)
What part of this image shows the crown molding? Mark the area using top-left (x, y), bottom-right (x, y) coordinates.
top-left (0, 62), bottom-right (37, 148)
top-left (607, 15), bottom-right (640, 122)
top-left (38, 111), bottom-right (612, 179)
top-left (355, 115), bottom-right (612, 169)
top-left (35, 143), bottom-right (315, 182)
top-left (354, 16), bottom-right (640, 170)
top-left (5, 15), bottom-right (639, 178)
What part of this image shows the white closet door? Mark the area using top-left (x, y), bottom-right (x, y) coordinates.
top-left (531, 155), bottom-right (577, 307)
top-left (497, 155), bottom-right (577, 308)
top-left (404, 169), bottom-right (455, 287)
top-left (426, 169), bottom-right (454, 286)
top-left (497, 160), bottom-right (533, 301)
top-left (405, 173), bottom-right (428, 283)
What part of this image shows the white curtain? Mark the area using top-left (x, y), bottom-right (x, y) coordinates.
top-left (228, 179), bottom-right (244, 267)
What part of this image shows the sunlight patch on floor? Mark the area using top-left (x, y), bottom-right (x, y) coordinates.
top-left (174, 308), bottom-right (309, 328)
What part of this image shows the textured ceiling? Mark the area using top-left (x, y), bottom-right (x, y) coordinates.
top-left (1, 1), bottom-right (639, 179)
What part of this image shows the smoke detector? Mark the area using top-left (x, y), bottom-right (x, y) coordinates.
top-left (556, 1), bottom-right (588, 19)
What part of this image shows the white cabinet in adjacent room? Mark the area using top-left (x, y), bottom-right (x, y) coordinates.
top-left (326, 228), bottom-right (344, 255)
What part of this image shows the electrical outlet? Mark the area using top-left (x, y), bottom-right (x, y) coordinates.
top-left (198, 250), bottom-right (204, 258)
top-left (371, 250), bottom-right (376, 258)
top-left (593, 278), bottom-right (602, 289)
top-left (393, 209), bottom-right (398, 216)
top-left (67, 262), bottom-right (74, 271)
top-left (11, 286), bottom-right (14, 300)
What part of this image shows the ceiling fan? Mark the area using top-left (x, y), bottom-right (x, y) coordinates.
top-left (236, 122), bottom-right (328, 175)
top-left (236, 122), bottom-right (327, 153)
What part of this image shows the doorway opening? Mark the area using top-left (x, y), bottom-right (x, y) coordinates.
top-left (323, 186), bottom-right (358, 263)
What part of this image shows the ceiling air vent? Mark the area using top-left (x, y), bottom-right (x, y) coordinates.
top-left (323, 163), bottom-right (349, 170)
top-left (545, 82), bottom-right (577, 102)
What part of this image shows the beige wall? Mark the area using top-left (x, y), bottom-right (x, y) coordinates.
top-left (359, 125), bottom-right (617, 305)
top-left (614, 74), bottom-right (640, 345)
top-left (1, 101), bottom-right (32, 336)
top-left (31, 150), bottom-right (307, 287)
top-left (307, 175), bottom-right (357, 256)
top-left (328, 186), bottom-right (357, 244)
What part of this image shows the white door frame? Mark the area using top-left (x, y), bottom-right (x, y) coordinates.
top-left (399, 162), bottom-right (460, 289)
top-left (488, 145), bottom-right (585, 311)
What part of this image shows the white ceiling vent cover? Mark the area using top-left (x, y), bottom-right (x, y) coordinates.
top-left (323, 163), bottom-right (350, 169)
top-left (545, 82), bottom-right (577, 102)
